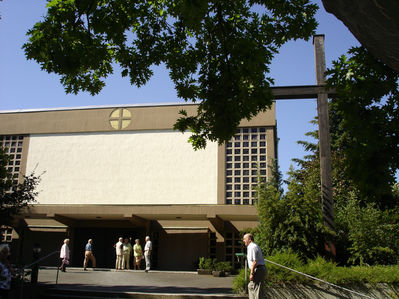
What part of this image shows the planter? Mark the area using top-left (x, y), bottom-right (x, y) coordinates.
top-left (212, 270), bottom-right (225, 277)
top-left (197, 269), bottom-right (212, 275)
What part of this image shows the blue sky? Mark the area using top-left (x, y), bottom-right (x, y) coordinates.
top-left (0, 0), bottom-right (359, 187)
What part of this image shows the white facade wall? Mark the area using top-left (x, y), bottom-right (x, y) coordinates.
top-left (26, 131), bottom-right (218, 205)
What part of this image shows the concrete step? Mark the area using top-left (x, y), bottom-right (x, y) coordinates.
top-left (41, 287), bottom-right (247, 299)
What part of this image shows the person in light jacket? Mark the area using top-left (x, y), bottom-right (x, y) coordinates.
top-left (59, 239), bottom-right (70, 272)
top-left (144, 236), bottom-right (152, 272)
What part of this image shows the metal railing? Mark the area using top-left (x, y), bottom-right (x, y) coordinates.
top-left (263, 258), bottom-right (373, 299)
top-left (19, 250), bottom-right (60, 299)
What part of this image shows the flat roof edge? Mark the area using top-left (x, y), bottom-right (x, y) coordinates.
top-left (0, 101), bottom-right (197, 114)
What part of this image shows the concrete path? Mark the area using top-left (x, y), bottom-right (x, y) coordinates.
top-left (35, 267), bottom-right (245, 297)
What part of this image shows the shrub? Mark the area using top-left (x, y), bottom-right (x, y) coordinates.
top-left (198, 257), bottom-right (215, 270)
top-left (214, 261), bottom-right (232, 272)
top-left (266, 251), bottom-right (305, 283)
top-left (232, 268), bottom-right (249, 294)
top-left (232, 252), bottom-right (399, 294)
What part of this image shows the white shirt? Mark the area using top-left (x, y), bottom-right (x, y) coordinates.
top-left (60, 243), bottom-right (70, 259)
top-left (115, 241), bottom-right (123, 255)
top-left (246, 242), bottom-right (265, 269)
top-left (144, 240), bottom-right (152, 256)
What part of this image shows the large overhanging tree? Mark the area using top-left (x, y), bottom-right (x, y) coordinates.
top-left (23, 0), bottom-right (317, 149)
top-left (322, 0), bottom-right (399, 73)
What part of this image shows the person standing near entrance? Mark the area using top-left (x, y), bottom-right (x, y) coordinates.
top-left (144, 236), bottom-right (152, 272)
top-left (0, 244), bottom-right (14, 299)
top-left (83, 239), bottom-right (96, 271)
top-left (122, 238), bottom-right (132, 270)
top-left (243, 233), bottom-right (267, 299)
top-left (59, 239), bottom-right (70, 272)
top-left (133, 239), bottom-right (143, 270)
top-left (114, 237), bottom-right (123, 270)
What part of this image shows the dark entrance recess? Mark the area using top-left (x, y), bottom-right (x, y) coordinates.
top-left (73, 227), bottom-right (146, 269)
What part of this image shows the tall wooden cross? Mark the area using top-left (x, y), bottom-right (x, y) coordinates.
top-left (270, 34), bottom-right (335, 233)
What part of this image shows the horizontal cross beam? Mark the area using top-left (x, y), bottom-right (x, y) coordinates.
top-left (271, 85), bottom-right (336, 100)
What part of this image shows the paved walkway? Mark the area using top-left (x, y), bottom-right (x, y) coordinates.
top-left (35, 267), bottom-right (244, 297)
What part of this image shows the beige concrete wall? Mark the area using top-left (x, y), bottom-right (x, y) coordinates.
top-left (26, 131), bottom-right (218, 205)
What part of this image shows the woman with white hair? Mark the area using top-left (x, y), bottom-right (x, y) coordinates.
top-left (0, 243), bottom-right (13, 299)
top-left (59, 239), bottom-right (70, 272)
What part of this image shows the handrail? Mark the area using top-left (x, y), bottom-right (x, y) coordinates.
top-left (19, 250), bottom-right (60, 299)
top-left (263, 258), bottom-right (373, 299)
top-left (23, 250), bottom-right (60, 269)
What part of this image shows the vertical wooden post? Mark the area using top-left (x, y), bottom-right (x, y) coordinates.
top-left (313, 35), bottom-right (335, 233)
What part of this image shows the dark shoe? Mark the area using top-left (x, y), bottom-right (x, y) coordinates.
top-left (84, 268), bottom-right (87, 271)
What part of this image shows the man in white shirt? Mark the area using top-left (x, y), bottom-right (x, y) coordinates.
top-left (243, 233), bottom-right (267, 299)
top-left (114, 237), bottom-right (123, 270)
top-left (144, 236), bottom-right (152, 272)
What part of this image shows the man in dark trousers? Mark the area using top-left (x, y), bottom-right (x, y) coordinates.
top-left (243, 233), bottom-right (267, 299)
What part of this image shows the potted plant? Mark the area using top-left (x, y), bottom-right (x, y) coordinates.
top-left (197, 257), bottom-right (215, 275)
top-left (212, 261), bottom-right (232, 277)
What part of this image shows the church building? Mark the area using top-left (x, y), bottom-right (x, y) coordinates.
top-left (0, 103), bottom-right (276, 270)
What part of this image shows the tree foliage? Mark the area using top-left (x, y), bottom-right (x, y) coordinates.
top-left (255, 160), bottom-right (332, 261)
top-left (326, 47), bottom-right (399, 207)
top-left (23, 0), bottom-right (317, 149)
top-left (255, 59), bottom-right (399, 263)
top-left (0, 147), bottom-right (40, 227)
